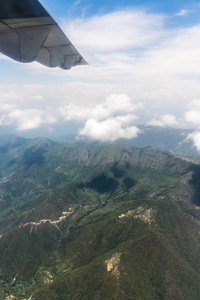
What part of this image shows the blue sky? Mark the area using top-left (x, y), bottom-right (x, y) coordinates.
top-left (44, 0), bottom-right (200, 25)
top-left (2, 0), bottom-right (200, 149)
top-left (43, 0), bottom-right (195, 17)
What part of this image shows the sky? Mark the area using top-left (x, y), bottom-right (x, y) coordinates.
top-left (2, 0), bottom-right (200, 149)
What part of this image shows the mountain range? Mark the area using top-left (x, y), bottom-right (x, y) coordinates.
top-left (0, 134), bottom-right (200, 299)
top-left (54, 125), bottom-right (199, 158)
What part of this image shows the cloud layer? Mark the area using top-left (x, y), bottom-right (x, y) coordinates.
top-left (0, 91), bottom-right (142, 142)
top-left (2, 5), bottom-right (200, 145)
top-left (65, 10), bottom-right (164, 52)
top-left (59, 94), bottom-right (142, 121)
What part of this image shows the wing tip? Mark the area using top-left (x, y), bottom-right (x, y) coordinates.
top-left (59, 55), bottom-right (89, 70)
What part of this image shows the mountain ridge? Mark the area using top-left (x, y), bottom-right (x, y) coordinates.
top-left (52, 125), bottom-right (199, 158)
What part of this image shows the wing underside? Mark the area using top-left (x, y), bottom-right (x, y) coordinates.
top-left (0, 0), bottom-right (87, 69)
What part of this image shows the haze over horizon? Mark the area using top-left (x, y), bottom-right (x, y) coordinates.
top-left (1, 0), bottom-right (200, 149)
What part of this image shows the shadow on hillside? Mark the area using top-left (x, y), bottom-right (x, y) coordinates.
top-left (86, 173), bottom-right (119, 193)
top-left (188, 164), bottom-right (200, 206)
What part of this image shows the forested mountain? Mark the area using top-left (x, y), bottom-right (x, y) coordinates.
top-left (55, 125), bottom-right (199, 158)
top-left (0, 135), bottom-right (200, 299)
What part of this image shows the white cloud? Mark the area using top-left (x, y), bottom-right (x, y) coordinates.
top-left (187, 131), bottom-right (200, 151)
top-left (60, 94), bottom-right (142, 141)
top-left (12, 10), bottom-right (200, 91)
top-left (176, 9), bottom-right (192, 16)
top-left (147, 114), bottom-right (178, 127)
top-left (64, 10), bottom-right (164, 52)
top-left (74, 0), bottom-right (81, 6)
top-left (188, 99), bottom-right (200, 110)
top-left (0, 102), bottom-right (17, 112)
top-left (185, 100), bottom-right (200, 126)
top-left (4, 108), bottom-right (57, 131)
top-left (30, 95), bottom-right (44, 101)
top-left (185, 110), bottom-right (200, 125)
top-left (59, 94), bottom-right (143, 122)
top-left (78, 116), bottom-right (140, 142)
top-left (9, 109), bottom-right (43, 131)
top-left (60, 9), bottom-right (200, 92)
top-left (0, 91), bottom-right (143, 139)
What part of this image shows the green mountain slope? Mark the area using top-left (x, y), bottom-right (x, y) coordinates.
top-left (0, 136), bottom-right (200, 299)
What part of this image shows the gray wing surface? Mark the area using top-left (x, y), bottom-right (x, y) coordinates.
top-left (0, 0), bottom-right (87, 69)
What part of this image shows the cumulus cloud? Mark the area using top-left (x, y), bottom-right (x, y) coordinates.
top-left (78, 116), bottom-right (140, 142)
top-left (0, 85), bottom-right (50, 108)
top-left (187, 131), bottom-right (200, 151)
top-left (185, 110), bottom-right (200, 125)
top-left (185, 100), bottom-right (200, 126)
top-left (189, 99), bottom-right (200, 109)
top-left (0, 92), bottom-right (143, 139)
top-left (1, 107), bottom-right (57, 131)
top-left (59, 94), bottom-right (143, 122)
top-left (60, 94), bottom-right (143, 142)
top-left (147, 114), bottom-right (178, 127)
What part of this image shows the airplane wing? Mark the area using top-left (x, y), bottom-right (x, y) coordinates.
top-left (0, 0), bottom-right (88, 70)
